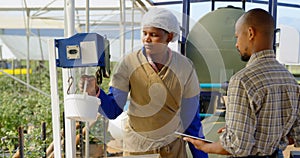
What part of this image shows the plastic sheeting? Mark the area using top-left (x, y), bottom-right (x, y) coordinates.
top-left (0, 35), bottom-right (49, 60)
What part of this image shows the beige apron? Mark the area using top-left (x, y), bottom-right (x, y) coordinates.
top-left (110, 50), bottom-right (199, 158)
top-left (124, 53), bottom-right (185, 155)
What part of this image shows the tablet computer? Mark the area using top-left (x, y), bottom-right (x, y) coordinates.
top-left (174, 131), bottom-right (213, 143)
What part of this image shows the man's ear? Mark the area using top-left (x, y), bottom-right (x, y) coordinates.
top-left (248, 26), bottom-right (255, 40)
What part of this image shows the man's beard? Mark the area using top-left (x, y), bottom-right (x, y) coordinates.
top-left (241, 54), bottom-right (250, 62)
top-left (238, 48), bottom-right (250, 62)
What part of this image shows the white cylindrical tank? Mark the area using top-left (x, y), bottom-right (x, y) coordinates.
top-left (186, 6), bottom-right (245, 84)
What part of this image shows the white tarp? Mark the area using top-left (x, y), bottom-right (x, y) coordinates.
top-left (0, 38), bottom-right (15, 59)
top-left (0, 35), bottom-right (49, 60)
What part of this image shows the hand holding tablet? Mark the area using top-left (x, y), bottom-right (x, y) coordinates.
top-left (174, 131), bottom-right (213, 143)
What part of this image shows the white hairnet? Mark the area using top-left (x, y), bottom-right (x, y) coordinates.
top-left (141, 7), bottom-right (180, 42)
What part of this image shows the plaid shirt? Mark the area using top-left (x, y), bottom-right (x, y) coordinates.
top-left (220, 50), bottom-right (300, 156)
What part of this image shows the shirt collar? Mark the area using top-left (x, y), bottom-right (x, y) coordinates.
top-left (246, 50), bottom-right (275, 67)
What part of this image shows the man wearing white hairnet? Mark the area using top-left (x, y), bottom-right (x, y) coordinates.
top-left (80, 7), bottom-right (208, 158)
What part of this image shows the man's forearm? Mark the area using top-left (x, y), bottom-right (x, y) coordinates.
top-left (201, 141), bottom-right (230, 155)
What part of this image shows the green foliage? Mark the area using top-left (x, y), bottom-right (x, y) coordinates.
top-left (0, 62), bottom-right (57, 157)
top-left (0, 61), bottom-right (113, 157)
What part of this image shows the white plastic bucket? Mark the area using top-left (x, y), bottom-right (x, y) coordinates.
top-left (64, 93), bottom-right (100, 122)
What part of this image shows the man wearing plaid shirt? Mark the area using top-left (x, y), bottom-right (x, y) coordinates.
top-left (184, 8), bottom-right (300, 158)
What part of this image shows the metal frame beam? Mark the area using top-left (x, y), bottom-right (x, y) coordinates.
top-left (149, 0), bottom-right (300, 9)
top-left (0, 7), bottom-right (138, 11)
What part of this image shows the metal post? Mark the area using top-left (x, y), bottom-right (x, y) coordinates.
top-left (269, 0), bottom-right (277, 51)
top-left (181, 0), bottom-right (190, 55)
top-left (242, 0), bottom-right (246, 10)
top-left (79, 122), bottom-right (84, 158)
top-left (120, 0), bottom-right (126, 58)
top-left (0, 45), bottom-right (2, 60)
top-left (64, 0), bottom-right (77, 157)
top-left (103, 116), bottom-right (107, 158)
top-left (85, 1), bottom-right (90, 157)
top-left (85, 0), bottom-right (90, 33)
top-left (18, 126), bottom-right (24, 158)
top-left (42, 122), bottom-right (47, 158)
top-left (131, 0), bottom-right (135, 53)
top-left (48, 38), bottom-right (62, 158)
top-left (25, 8), bottom-right (30, 90)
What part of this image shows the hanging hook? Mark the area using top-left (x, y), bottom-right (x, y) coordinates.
top-left (67, 76), bottom-right (74, 94)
